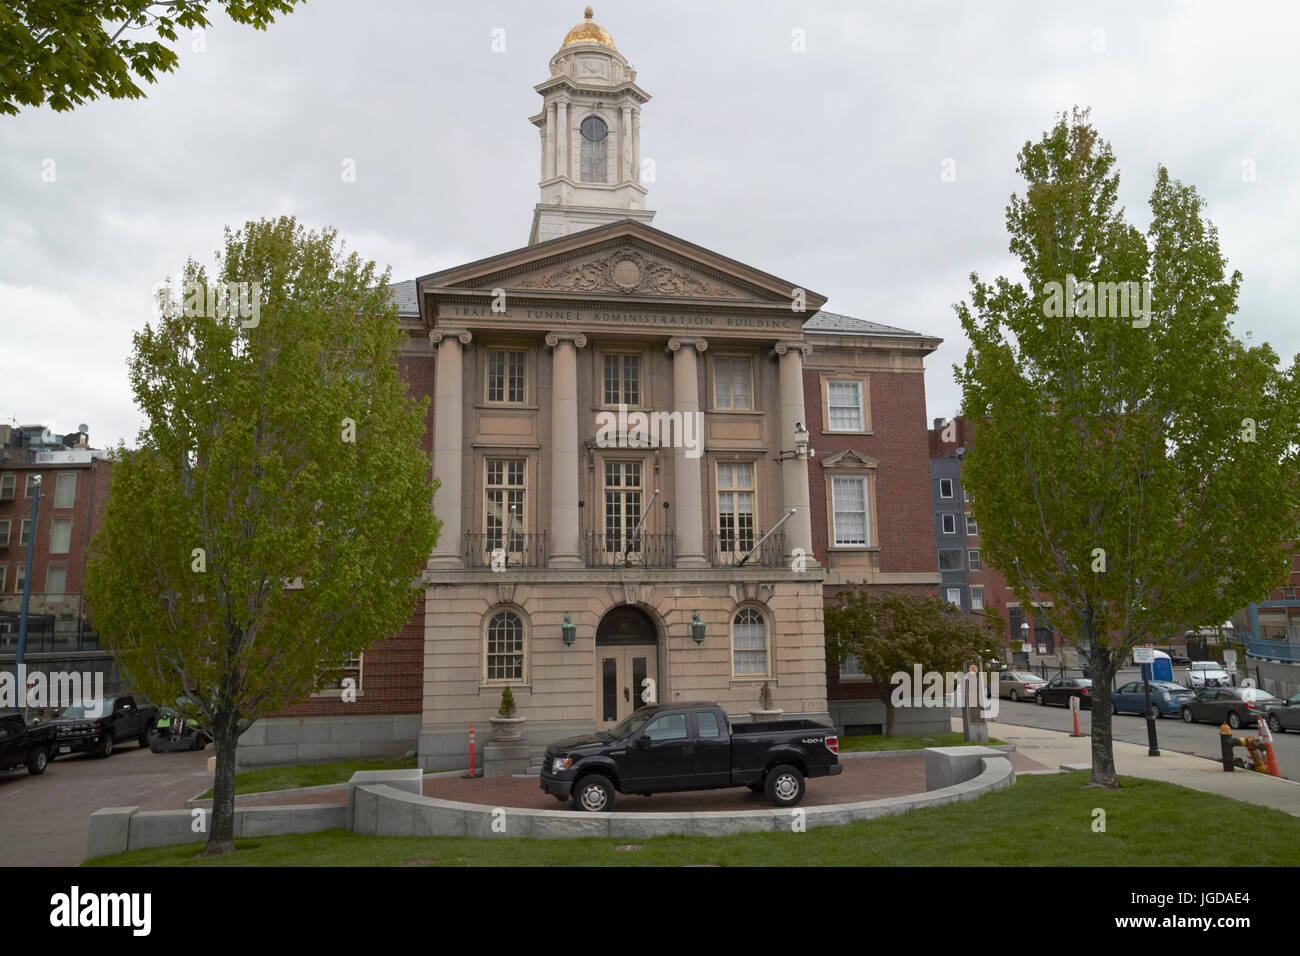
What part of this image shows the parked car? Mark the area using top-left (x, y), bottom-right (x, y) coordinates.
top-left (539, 702), bottom-right (842, 811)
top-left (0, 712), bottom-right (58, 775)
top-left (50, 695), bottom-right (159, 758)
top-left (1265, 692), bottom-right (1300, 734)
top-left (998, 671), bottom-right (1047, 701)
top-left (1186, 661), bottom-right (1233, 689)
top-left (1180, 687), bottom-right (1283, 729)
top-left (148, 696), bottom-right (208, 753)
top-left (1035, 678), bottom-right (1093, 709)
top-left (1112, 680), bottom-right (1195, 718)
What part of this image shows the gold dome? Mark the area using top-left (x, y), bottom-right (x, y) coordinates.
top-left (562, 7), bottom-right (616, 50)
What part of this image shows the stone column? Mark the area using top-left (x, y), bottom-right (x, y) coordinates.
top-left (546, 331), bottom-right (587, 568)
top-left (668, 337), bottom-right (708, 568)
top-left (545, 101), bottom-right (556, 180)
top-left (556, 100), bottom-right (568, 179)
top-left (429, 329), bottom-right (472, 569)
top-left (621, 105), bottom-right (632, 182)
top-left (632, 109), bottom-right (640, 181)
top-left (775, 340), bottom-right (814, 562)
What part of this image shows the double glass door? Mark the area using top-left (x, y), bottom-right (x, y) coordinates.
top-left (596, 645), bottom-right (658, 729)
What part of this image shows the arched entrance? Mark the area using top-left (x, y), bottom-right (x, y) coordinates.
top-left (595, 605), bottom-right (659, 728)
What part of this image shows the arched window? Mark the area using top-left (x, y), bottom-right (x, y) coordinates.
top-left (732, 607), bottom-right (768, 677)
top-left (486, 610), bottom-right (525, 682)
top-left (580, 115), bottom-right (608, 183)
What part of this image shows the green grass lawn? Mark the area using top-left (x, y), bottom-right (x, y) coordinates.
top-left (195, 756), bottom-right (418, 799)
top-left (839, 732), bottom-right (1007, 752)
top-left (90, 772), bottom-right (1299, 867)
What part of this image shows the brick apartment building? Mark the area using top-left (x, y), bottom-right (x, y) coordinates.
top-left (240, 10), bottom-right (947, 766)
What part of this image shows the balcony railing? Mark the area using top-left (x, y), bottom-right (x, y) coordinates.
top-left (464, 531), bottom-right (547, 569)
top-left (710, 531), bottom-right (785, 568)
top-left (584, 530), bottom-right (675, 569)
top-left (1246, 635), bottom-right (1300, 664)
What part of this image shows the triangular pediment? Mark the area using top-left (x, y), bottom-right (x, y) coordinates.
top-left (416, 219), bottom-right (827, 313)
top-left (821, 448), bottom-right (879, 470)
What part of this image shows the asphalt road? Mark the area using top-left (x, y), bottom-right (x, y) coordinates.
top-left (992, 698), bottom-right (1300, 770)
top-left (0, 741), bottom-right (211, 866)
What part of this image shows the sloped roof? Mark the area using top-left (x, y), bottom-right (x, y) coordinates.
top-left (804, 310), bottom-right (926, 338)
top-left (388, 279), bottom-right (419, 317)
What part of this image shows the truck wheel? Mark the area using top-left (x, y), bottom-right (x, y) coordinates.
top-left (97, 735), bottom-right (114, 758)
top-left (27, 747), bottom-right (49, 775)
top-left (573, 774), bottom-right (615, 812)
top-left (765, 764), bottom-right (805, 807)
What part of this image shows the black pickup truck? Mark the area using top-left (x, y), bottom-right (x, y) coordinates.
top-left (50, 695), bottom-right (158, 758)
top-left (0, 712), bottom-right (58, 775)
top-left (540, 702), bottom-right (841, 811)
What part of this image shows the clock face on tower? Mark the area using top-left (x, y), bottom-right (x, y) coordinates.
top-left (580, 116), bottom-right (607, 142)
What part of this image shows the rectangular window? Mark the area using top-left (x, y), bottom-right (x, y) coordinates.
top-left (0, 566), bottom-right (5, 591)
top-left (603, 353), bottom-right (640, 406)
top-left (25, 474), bottom-right (40, 498)
top-left (717, 463), bottom-right (755, 552)
top-left (1008, 606), bottom-right (1025, 644)
top-left (841, 653), bottom-right (864, 678)
top-left (0, 519), bottom-right (9, 547)
top-left (827, 381), bottom-right (864, 431)
top-left (0, 475), bottom-right (14, 499)
top-left (19, 519), bottom-right (31, 548)
top-left (971, 586), bottom-right (984, 610)
top-left (53, 472), bottom-right (77, 509)
top-left (46, 566), bottom-right (66, 595)
top-left (603, 460), bottom-right (643, 553)
top-left (945, 588), bottom-right (962, 607)
top-left (325, 652), bottom-right (362, 691)
top-left (831, 476), bottom-right (870, 546)
top-left (485, 459), bottom-right (526, 553)
top-left (941, 513), bottom-right (956, 534)
top-left (968, 549), bottom-right (981, 571)
top-left (50, 518), bottom-right (72, 554)
top-left (714, 357), bottom-right (752, 410)
top-left (938, 549), bottom-right (963, 571)
top-left (965, 514), bottom-right (978, 536)
top-left (963, 488), bottom-right (972, 504)
top-left (696, 711), bottom-right (721, 738)
top-left (486, 350), bottom-right (526, 403)
top-left (939, 477), bottom-right (953, 498)
top-left (15, 563), bottom-right (24, 592)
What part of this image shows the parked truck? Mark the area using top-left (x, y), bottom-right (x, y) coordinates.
top-left (540, 701), bottom-right (842, 811)
top-left (50, 695), bottom-right (158, 758)
top-left (0, 712), bottom-right (58, 775)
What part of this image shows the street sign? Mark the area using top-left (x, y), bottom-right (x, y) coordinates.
top-left (1037, 644), bottom-right (1047, 654)
top-left (1223, 650), bottom-right (1237, 667)
top-left (1133, 646), bottom-right (1155, 664)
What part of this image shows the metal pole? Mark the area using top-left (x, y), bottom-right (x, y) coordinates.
top-left (1141, 659), bottom-right (1160, 756)
top-left (624, 488), bottom-right (660, 561)
top-left (738, 508), bottom-right (796, 567)
top-left (14, 475), bottom-right (41, 714)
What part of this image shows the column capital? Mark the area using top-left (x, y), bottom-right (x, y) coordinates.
top-left (666, 336), bottom-right (708, 354)
top-left (429, 328), bottom-right (472, 347)
top-left (545, 331), bottom-right (587, 349)
top-left (772, 339), bottom-right (811, 358)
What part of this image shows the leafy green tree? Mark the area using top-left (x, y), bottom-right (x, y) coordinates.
top-left (0, 0), bottom-right (302, 116)
top-left (84, 216), bottom-right (440, 855)
top-left (955, 108), bottom-right (1300, 787)
top-left (825, 589), bottom-right (1000, 736)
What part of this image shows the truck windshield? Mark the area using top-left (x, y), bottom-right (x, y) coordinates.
top-left (609, 710), bottom-right (655, 739)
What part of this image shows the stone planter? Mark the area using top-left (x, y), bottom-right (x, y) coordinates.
top-left (748, 708), bottom-right (784, 722)
top-left (488, 715), bottom-right (526, 741)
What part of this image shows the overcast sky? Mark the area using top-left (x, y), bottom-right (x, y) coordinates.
top-left (3, 0), bottom-right (1298, 446)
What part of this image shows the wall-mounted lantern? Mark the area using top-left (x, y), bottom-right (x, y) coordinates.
top-left (691, 612), bottom-right (706, 645)
top-left (562, 613), bottom-right (576, 646)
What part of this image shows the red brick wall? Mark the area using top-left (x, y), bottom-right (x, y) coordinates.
top-left (0, 458), bottom-right (110, 598)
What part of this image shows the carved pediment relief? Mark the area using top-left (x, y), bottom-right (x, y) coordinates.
top-left (510, 248), bottom-right (747, 299)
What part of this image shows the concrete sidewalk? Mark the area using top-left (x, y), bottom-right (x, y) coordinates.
top-left (979, 720), bottom-right (1300, 818)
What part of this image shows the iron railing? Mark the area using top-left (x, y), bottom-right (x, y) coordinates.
top-left (464, 531), bottom-right (547, 569)
top-left (584, 530), bottom-right (675, 568)
top-left (710, 531), bottom-right (785, 568)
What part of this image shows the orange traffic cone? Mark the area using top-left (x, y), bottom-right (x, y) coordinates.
top-left (1257, 721), bottom-right (1282, 778)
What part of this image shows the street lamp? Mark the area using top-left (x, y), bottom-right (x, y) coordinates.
top-left (691, 613), bottom-right (706, 645)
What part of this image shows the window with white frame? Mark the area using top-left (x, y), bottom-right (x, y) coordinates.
top-left (826, 381), bottom-right (864, 431)
top-left (841, 653), bottom-right (866, 678)
top-left (941, 513), bottom-right (957, 534)
top-left (971, 586), bottom-right (984, 610)
top-left (53, 472), bottom-right (77, 509)
top-left (603, 460), bottom-right (643, 553)
top-left (968, 549), bottom-right (981, 571)
top-left (0, 475), bottom-right (14, 499)
top-left (0, 519), bottom-right (9, 547)
top-left (831, 475), bottom-right (870, 546)
top-left (603, 353), bottom-right (640, 406)
top-left (732, 607), bottom-right (768, 676)
top-left (46, 566), bottom-right (66, 595)
top-left (486, 349), bottom-right (526, 403)
top-left (485, 610), bottom-right (525, 682)
top-left (50, 518), bottom-right (72, 554)
top-left (965, 514), bottom-right (978, 536)
top-left (713, 357), bottom-right (752, 410)
top-left (939, 477), bottom-right (953, 498)
top-left (324, 651), bottom-right (362, 691)
top-left (484, 459), bottom-right (526, 554)
top-left (717, 463), bottom-right (755, 552)
top-left (19, 519), bottom-right (31, 547)
top-left (945, 588), bottom-right (962, 607)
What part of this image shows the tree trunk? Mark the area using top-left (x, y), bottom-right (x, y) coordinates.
top-left (203, 720), bottom-right (239, 856)
top-left (1088, 642), bottom-right (1120, 788)
top-left (885, 699), bottom-right (896, 737)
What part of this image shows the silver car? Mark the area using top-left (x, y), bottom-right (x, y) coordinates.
top-left (999, 671), bottom-right (1047, 702)
top-left (1266, 692), bottom-right (1300, 733)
